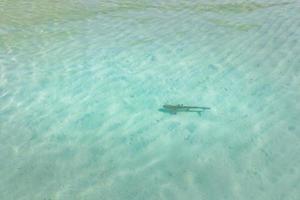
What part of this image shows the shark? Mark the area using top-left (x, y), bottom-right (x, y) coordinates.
top-left (159, 104), bottom-right (210, 115)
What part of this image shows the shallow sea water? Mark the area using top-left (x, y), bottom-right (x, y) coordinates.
top-left (0, 0), bottom-right (300, 199)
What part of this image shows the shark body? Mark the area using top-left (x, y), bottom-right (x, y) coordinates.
top-left (160, 104), bottom-right (210, 115)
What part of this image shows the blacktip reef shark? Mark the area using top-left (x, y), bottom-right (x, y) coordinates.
top-left (159, 104), bottom-right (210, 115)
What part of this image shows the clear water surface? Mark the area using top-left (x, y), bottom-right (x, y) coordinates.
top-left (0, 0), bottom-right (299, 199)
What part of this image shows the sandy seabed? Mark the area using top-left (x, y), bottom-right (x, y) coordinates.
top-left (0, 1), bottom-right (299, 199)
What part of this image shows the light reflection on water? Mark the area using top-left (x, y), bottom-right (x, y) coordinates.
top-left (0, 1), bottom-right (299, 199)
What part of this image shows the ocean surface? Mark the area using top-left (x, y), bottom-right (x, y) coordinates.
top-left (0, 0), bottom-right (299, 199)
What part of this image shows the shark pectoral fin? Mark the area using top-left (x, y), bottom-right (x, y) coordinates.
top-left (197, 111), bottom-right (203, 116)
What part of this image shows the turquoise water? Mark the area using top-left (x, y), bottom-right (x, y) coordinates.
top-left (0, 0), bottom-right (300, 199)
